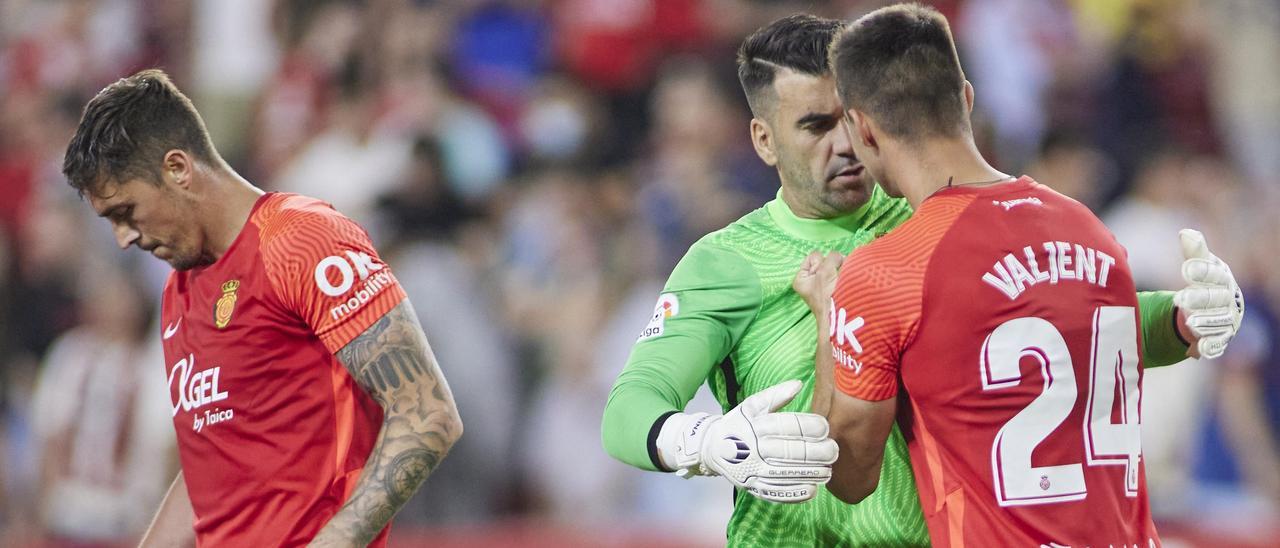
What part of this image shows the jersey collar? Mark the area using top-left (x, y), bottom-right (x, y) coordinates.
top-left (765, 187), bottom-right (881, 242)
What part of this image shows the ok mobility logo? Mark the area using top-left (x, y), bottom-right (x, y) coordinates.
top-left (315, 251), bottom-right (396, 321)
top-left (828, 299), bottom-right (865, 374)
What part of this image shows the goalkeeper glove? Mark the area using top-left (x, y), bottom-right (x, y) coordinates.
top-left (1174, 229), bottom-right (1244, 359)
top-left (655, 380), bottom-right (837, 503)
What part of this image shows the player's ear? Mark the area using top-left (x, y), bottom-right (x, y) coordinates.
top-left (849, 109), bottom-right (877, 151)
top-left (963, 80), bottom-right (975, 114)
top-left (750, 117), bottom-right (778, 167)
top-left (162, 149), bottom-right (193, 190)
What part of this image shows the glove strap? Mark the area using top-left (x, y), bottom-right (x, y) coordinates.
top-left (655, 412), bottom-right (719, 478)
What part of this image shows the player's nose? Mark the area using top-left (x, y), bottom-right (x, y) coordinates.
top-left (832, 120), bottom-right (856, 159)
top-left (113, 222), bottom-right (140, 250)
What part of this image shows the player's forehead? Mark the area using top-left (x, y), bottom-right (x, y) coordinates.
top-left (771, 70), bottom-right (841, 124)
top-left (86, 177), bottom-right (142, 214)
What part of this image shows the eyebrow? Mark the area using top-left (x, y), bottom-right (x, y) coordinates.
top-left (98, 203), bottom-right (127, 218)
top-left (796, 112), bottom-right (837, 128)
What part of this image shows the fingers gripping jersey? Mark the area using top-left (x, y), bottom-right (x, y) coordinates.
top-left (160, 193), bottom-right (406, 547)
top-left (831, 178), bottom-right (1160, 547)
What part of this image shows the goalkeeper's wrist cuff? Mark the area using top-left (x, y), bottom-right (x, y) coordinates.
top-left (647, 410), bottom-right (679, 472)
top-left (654, 412), bottom-right (716, 477)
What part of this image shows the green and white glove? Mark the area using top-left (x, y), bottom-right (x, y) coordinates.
top-left (655, 380), bottom-right (837, 503)
top-left (1174, 229), bottom-right (1244, 359)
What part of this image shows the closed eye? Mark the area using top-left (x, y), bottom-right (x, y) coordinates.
top-left (103, 205), bottom-right (133, 223)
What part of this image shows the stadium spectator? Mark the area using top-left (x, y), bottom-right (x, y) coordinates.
top-left (31, 262), bottom-right (173, 544)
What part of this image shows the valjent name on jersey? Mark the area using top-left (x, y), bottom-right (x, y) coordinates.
top-left (982, 240), bottom-right (1117, 301)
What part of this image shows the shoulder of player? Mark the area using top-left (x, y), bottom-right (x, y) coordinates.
top-left (834, 238), bottom-right (926, 328)
top-left (254, 193), bottom-right (366, 248)
top-left (681, 207), bottom-right (766, 260)
top-left (868, 194), bottom-right (975, 255)
top-left (1035, 183), bottom-right (1099, 220)
top-left (662, 239), bottom-right (765, 314)
top-left (674, 237), bottom-right (759, 283)
top-left (845, 220), bottom-right (930, 269)
top-left (700, 206), bottom-right (772, 245)
top-left (839, 195), bottom-right (974, 296)
top-left (695, 206), bottom-right (815, 265)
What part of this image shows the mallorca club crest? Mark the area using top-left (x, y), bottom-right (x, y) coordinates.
top-left (214, 280), bottom-right (240, 329)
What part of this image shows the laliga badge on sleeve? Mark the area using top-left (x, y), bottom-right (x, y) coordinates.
top-left (638, 293), bottom-right (679, 341)
top-left (215, 280), bottom-right (240, 329)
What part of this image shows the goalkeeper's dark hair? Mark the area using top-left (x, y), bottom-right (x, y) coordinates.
top-left (829, 3), bottom-right (968, 142)
top-left (63, 69), bottom-right (219, 198)
top-left (736, 14), bottom-right (845, 118)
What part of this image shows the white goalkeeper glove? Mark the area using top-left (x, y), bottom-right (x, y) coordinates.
top-left (655, 380), bottom-right (837, 503)
top-left (1174, 229), bottom-right (1244, 359)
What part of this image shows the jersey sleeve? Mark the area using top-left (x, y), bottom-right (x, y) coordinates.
top-left (830, 249), bottom-right (921, 402)
top-left (601, 242), bottom-right (762, 471)
top-left (1104, 221), bottom-right (1188, 367)
top-left (1136, 290), bottom-right (1190, 368)
top-left (258, 202), bottom-right (407, 354)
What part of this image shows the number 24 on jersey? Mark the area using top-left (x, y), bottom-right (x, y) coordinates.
top-left (981, 306), bottom-right (1141, 507)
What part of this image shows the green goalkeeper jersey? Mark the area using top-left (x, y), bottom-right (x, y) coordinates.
top-left (601, 186), bottom-right (1188, 547)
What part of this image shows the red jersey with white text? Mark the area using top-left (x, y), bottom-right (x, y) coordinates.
top-left (160, 193), bottom-right (406, 547)
top-left (830, 178), bottom-right (1160, 547)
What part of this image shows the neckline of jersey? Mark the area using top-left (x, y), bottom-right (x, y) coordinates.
top-left (929, 175), bottom-right (1036, 200)
top-left (195, 191), bottom-right (277, 272)
top-left (765, 186), bottom-right (883, 242)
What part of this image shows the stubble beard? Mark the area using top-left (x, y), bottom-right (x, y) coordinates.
top-left (803, 175), bottom-right (871, 219)
top-left (168, 252), bottom-right (200, 271)
top-left (819, 180), bottom-right (871, 215)
top-left (166, 244), bottom-right (212, 271)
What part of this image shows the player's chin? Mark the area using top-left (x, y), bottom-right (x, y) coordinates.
top-left (824, 178), bottom-right (872, 209)
top-left (166, 250), bottom-right (199, 271)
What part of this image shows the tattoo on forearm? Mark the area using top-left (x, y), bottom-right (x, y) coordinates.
top-left (388, 448), bottom-right (437, 504)
top-left (312, 301), bottom-right (460, 546)
top-left (357, 348), bottom-right (427, 392)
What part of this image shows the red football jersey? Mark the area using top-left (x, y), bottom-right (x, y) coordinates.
top-left (160, 193), bottom-right (406, 547)
top-left (831, 178), bottom-right (1160, 547)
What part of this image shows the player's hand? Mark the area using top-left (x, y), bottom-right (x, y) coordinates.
top-left (1174, 229), bottom-right (1244, 359)
top-left (656, 380), bottom-right (838, 503)
top-left (793, 251), bottom-right (844, 313)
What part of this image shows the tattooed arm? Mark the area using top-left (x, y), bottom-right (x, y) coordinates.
top-left (309, 300), bottom-right (463, 547)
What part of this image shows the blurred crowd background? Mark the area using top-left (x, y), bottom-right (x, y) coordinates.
top-left (0, 0), bottom-right (1277, 546)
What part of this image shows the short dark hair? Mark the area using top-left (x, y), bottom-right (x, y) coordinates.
top-left (62, 69), bottom-right (218, 197)
top-left (829, 3), bottom-right (968, 141)
top-left (736, 14), bottom-right (845, 117)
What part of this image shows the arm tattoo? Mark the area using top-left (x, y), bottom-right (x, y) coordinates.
top-left (311, 300), bottom-right (462, 546)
